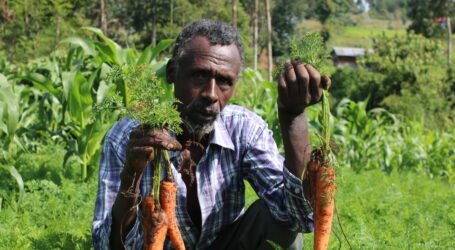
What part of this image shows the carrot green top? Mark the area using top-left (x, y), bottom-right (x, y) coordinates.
top-left (290, 32), bottom-right (333, 163)
top-left (100, 64), bottom-right (182, 134)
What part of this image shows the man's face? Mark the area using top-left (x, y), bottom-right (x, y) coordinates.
top-left (168, 36), bottom-right (242, 136)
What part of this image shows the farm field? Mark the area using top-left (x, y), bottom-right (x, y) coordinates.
top-left (246, 170), bottom-right (455, 249)
top-left (298, 19), bottom-right (406, 49)
top-left (304, 169), bottom-right (455, 249)
top-left (1, 165), bottom-right (453, 249)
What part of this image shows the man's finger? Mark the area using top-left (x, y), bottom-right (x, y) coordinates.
top-left (321, 75), bottom-right (331, 90)
top-left (128, 146), bottom-right (155, 161)
top-left (292, 61), bottom-right (310, 98)
top-left (154, 132), bottom-right (182, 150)
top-left (284, 61), bottom-right (298, 97)
top-left (304, 64), bottom-right (322, 103)
top-left (278, 71), bottom-right (288, 102)
top-left (129, 127), bottom-right (182, 151)
top-left (131, 135), bottom-right (182, 151)
top-left (129, 127), bottom-right (156, 139)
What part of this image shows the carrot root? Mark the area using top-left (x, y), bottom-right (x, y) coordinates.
top-left (308, 149), bottom-right (336, 250)
top-left (314, 166), bottom-right (335, 250)
top-left (142, 195), bottom-right (169, 250)
top-left (160, 180), bottom-right (186, 250)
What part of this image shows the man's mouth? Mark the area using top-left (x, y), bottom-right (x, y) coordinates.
top-left (192, 109), bottom-right (219, 122)
top-left (180, 100), bottom-right (220, 125)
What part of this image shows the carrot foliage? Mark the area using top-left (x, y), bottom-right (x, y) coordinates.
top-left (97, 64), bottom-right (181, 200)
top-left (100, 64), bottom-right (182, 134)
top-left (290, 32), bottom-right (334, 164)
top-left (290, 32), bottom-right (328, 72)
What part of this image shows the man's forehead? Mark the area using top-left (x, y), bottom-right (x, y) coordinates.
top-left (181, 36), bottom-right (241, 64)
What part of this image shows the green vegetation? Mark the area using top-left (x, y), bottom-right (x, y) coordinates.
top-left (0, 144), bottom-right (94, 249)
top-left (245, 169), bottom-right (455, 249)
top-left (331, 32), bottom-right (454, 130)
top-left (327, 25), bottom-right (406, 48)
top-left (305, 169), bottom-right (455, 249)
top-left (104, 65), bottom-right (182, 134)
top-left (0, 177), bottom-right (96, 249)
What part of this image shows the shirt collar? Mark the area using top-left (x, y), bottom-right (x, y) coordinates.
top-left (208, 115), bottom-right (235, 151)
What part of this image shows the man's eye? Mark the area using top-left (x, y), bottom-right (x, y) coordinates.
top-left (193, 72), bottom-right (209, 82)
top-left (217, 77), bottom-right (232, 86)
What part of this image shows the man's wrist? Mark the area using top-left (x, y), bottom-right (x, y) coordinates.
top-left (277, 100), bottom-right (306, 117)
top-left (120, 167), bottom-right (142, 193)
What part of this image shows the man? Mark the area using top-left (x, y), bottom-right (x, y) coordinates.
top-left (92, 19), bottom-right (330, 250)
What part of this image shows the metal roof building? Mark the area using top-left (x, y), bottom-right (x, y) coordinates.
top-left (331, 47), bottom-right (373, 67)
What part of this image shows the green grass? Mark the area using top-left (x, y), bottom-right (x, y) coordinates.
top-left (327, 25), bottom-right (406, 48)
top-left (303, 169), bottom-right (455, 249)
top-left (246, 169), bottom-right (455, 249)
top-left (1, 166), bottom-right (453, 249)
top-left (297, 18), bottom-right (406, 49)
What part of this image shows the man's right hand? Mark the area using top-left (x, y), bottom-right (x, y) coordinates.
top-left (111, 127), bottom-right (181, 250)
top-left (124, 127), bottom-right (182, 176)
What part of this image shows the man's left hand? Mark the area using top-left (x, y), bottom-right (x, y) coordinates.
top-left (278, 61), bottom-right (331, 115)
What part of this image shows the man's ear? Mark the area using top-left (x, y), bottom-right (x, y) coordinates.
top-left (166, 58), bottom-right (177, 84)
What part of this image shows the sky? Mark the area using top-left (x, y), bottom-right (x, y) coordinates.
top-left (356, 0), bottom-right (371, 12)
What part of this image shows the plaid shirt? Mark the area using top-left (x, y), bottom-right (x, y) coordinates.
top-left (92, 104), bottom-right (313, 250)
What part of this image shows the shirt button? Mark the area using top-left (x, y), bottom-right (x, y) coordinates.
top-left (286, 182), bottom-right (291, 189)
top-left (294, 188), bottom-right (300, 194)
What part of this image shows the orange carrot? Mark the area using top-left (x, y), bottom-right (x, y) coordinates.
top-left (308, 149), bottom-right (336, 250)
top-left (160, 180), bottom-right (186, 250)
top-left (142, 195), bottom-right (168, 250)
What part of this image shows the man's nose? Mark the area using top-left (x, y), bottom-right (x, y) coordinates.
top-left (201, 78), bottom-right (218, 103)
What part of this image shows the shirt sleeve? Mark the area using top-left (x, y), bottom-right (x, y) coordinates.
top-left (92, 127), bottom-right (144, 250)
top-left (242, 125), bottom-right (314, 233)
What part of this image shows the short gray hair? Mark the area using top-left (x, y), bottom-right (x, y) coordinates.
top-left (172, 19), bottom-right (245, 65)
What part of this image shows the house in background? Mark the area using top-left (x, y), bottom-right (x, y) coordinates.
top-left (331, 47), bottom-right (373, 68)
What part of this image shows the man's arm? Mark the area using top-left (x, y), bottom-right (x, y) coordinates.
top-left (109, 170), bottom-right (143, 249)
top-left (241, 117), bottom-right (313, 232)
top-left (277, 61), bottom-right (330, 179)
top-left (279, 111), bottom-right (311, 179)
top-left (109, 128), bottom-right (182, 250)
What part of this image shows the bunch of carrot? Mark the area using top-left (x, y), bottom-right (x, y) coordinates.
top-left (143, 149), bottom-right (185, 250)
top-left (113, 66), bottom-right (185, 249)
top-left (302, 89), bottom-right (336, 250)
top-left (290, 33), bottom-right (337, 250)
top-left (102, 66), bottom-right (185, 249)
top-left (311, 84), bottom-right (336, 250)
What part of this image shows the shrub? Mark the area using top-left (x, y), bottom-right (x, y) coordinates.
top-left (0, 177), bottom-right (97, 249)
top-left (330, 33), bottom-right (454, 130)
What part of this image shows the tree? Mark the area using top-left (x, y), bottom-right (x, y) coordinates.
top-left (314, 0), bottom-right (353, 24)
top-left (100, 0), bottom-right (108, 35)
top-left (240, 0), bottom-right (263, 68)
top-left (271, 0), bottom-right (306, 58)
top-left (367, 0), bottom-right (407, 16)
top-left (0, 0), bottom-right (91, 62)
top-left (109, 0), bottom-right (172, 47)
top-left (407, 0), bottom-right (455, 38)
top-left (253, 0), bottom-right (258, 70)
top-left (232, 0), bottom-right (237, 30)
top-left (0, 0), bottom-right (13, 22)
top-left (265, 0), bottom-right (272, 81)
top-left (330, 33), bottom-right (454, 129)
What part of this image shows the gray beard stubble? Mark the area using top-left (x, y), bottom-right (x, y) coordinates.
top-left (181, 101), bottom-right (218, 140)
